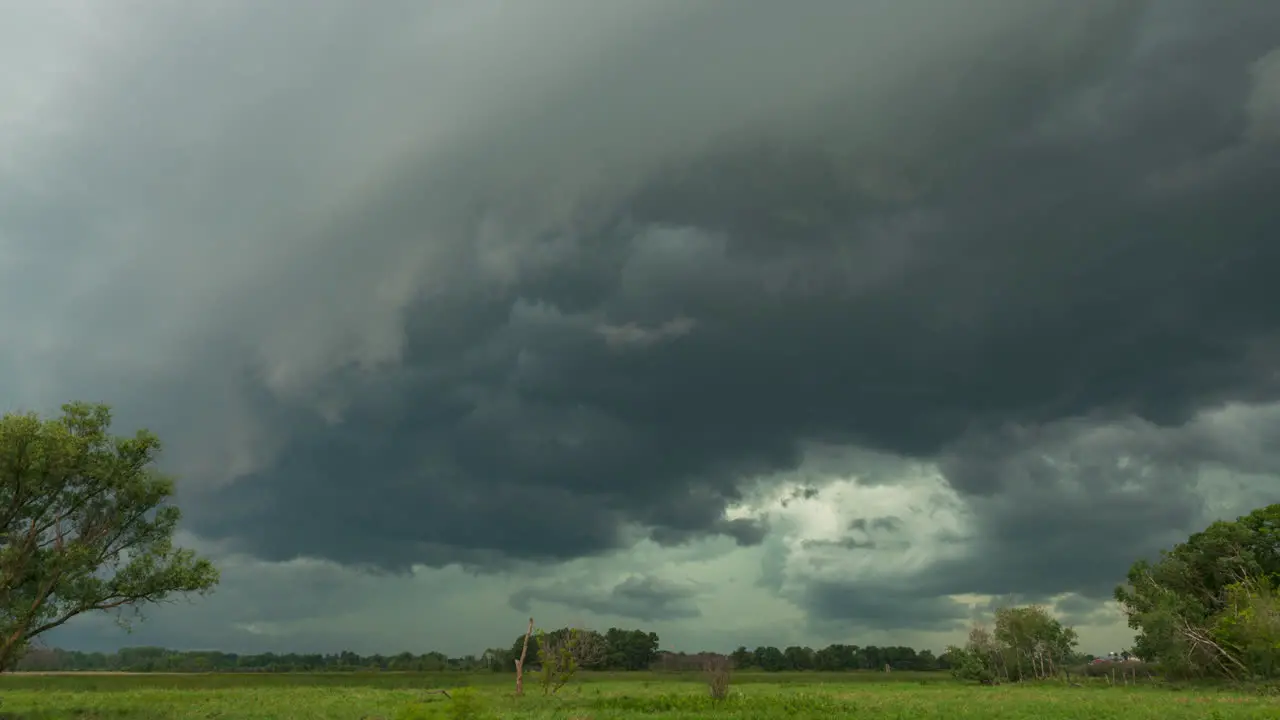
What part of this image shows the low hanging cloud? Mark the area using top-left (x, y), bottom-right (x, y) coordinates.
top-left (4, 0), bottom-right (1280, 652)
top-left (598, 316), bottom-right (698, 351)
top-left (510, 575), bottom-right (703, 623)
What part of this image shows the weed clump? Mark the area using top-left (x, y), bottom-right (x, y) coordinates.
top-left (392, 687), bottom-right (490, 720)
top-left (446, 688), bottom-right (488, 720)
top-left (702, 653), bottom-right (732, 701)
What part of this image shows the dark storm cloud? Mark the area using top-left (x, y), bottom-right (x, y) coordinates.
top-left (1054, 593), bottom-right (1122, 627)
top-left (180, 0), bottom-right (1280, 575)
top-left (802, 537), bottom-right (879, 551)
top-left (849, 517), bottom-right (904, 534)
top-left (651, 517), bottom-right (771, 549)
top-left (165, 1), bottom-right (1135, 567)
top-left (509, 575), bottom-right (702, 623)
top-left (804, 579), bottom-right (970, 633)
top-left (922, 408), bottom-right (1280, 600)
top-left (5, 0), bottom-right (1280, 632)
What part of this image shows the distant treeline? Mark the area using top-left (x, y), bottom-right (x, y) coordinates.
top-left (13, 628), bottom-right (954, 673)
top-left (15, 629), bottom-right (1103, 674)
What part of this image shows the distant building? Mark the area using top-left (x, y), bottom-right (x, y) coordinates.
top-left (1091, 650), bottom-right (1141, 664)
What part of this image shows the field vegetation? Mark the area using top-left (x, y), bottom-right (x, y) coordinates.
top-left (2, 669), bottom-right (1279, 719)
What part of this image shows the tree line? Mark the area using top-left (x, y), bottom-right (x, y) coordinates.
top-left (726, 644), bottom-right (946, 672)
top-left (17, 635), bottom-right (963, 674)
top-left (23, 633), bottom-right (1130, 675)
top-left (16, 646), bottom-right (487, 673)
top-left (16, 628), bottom-right (664, 673)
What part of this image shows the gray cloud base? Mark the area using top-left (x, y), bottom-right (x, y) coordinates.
top-left (510, 575), bottom-right (703, 623)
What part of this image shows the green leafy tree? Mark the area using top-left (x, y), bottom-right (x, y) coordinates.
top-left (480, 646), bottom-right (512, 672)
top-left (0, 403), bottom-right (219, 671)
top-left (948, 609), bottom-right (1078, 684)
top-left (1115, 503), bottom-right (1280, 678)
top-left (813, 643), bottom-right (858, 670)
top-left (947, 624), bottom-right (1000, 685)
top-left (753, 645), bottom-right (785, 671)
top-left (1209, 578), bottom-right (1280, 679)
top-left (603, 628), bottom-right (660, 670)
top-left (729, 645), bottom-right (754, 670)
top-left (509, 631), bottom-right (540, 673)
top-left (535, 626), bottom-right (605, 695)
top-left (782, 645), bottom-right (814, 670)
top-left (992, 605), bottom-right (1078, 680)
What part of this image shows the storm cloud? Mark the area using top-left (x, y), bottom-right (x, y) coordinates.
top-left (510, 575), bottom-right (703, 623)
top-left (3, 0), bottom-right (1280, 652)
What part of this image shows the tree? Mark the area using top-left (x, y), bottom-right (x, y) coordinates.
top-left (947, 608), bottom-right (1078, 684)
top-left (1210, 578), bottom-right (1280, 679)
top-left (481, 646), bottom-right (512, 672)
top-left (1115, 503), bottom-right (1280, 679)
top-left (813, 643), bottom-right (858, 670)
top-left (782, 645), bottom-right (814, 670)
top-left (729, 645), bottom-right (753, 670)
top-left (0, 403), bottom-right (219, 672)
top-left (603, 628), bottom-right (660, 670)
top-left (512, 617), bottom-right (534, 695)
top-left (992, 605), bottom-right (1077, 680)
top-left (947, 623), bottom-right (1001, 685)
top-left (753, 645), bottom-right (785, 671)
top-left (535, 626), bottom-right (605, 695)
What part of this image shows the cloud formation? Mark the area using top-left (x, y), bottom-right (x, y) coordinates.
top-left (511, 575), bottom-right (703, 623)
top-left (3, 0), bottom-right (1279, 653)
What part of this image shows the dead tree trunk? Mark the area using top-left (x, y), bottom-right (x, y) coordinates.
top-left (514, 617), bottom-right (534, 696)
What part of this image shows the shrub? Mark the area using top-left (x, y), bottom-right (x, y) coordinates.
top-left (391, 703), bottom-right (434, 720)
top-left (446, 688), bottom-right (488, 720)
top-left (391, 688), bottom-right (489, 720)
top-left (702, 653), bottom-right (732, 701)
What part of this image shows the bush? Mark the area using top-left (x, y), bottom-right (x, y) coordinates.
top-left (391, 688), bottom-right (489, 720)
top-left (392, 703), bottom-right (434, 720)
top-left (445, 688), bottom-right (488, 720)
top-left (702, 653), bottom-right (732, 701)
top-left (946, 646), bottom-right (997, 686)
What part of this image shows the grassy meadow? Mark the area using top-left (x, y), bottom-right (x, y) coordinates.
top-left (2, 670), bottom-right (1278, 719)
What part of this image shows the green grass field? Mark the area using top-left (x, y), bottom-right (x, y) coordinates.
top-left (1, 671), bottom-right (1276, 719)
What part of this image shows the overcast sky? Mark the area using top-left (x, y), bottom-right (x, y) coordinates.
top-left (3, 0), bottom-right (1279, 658)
